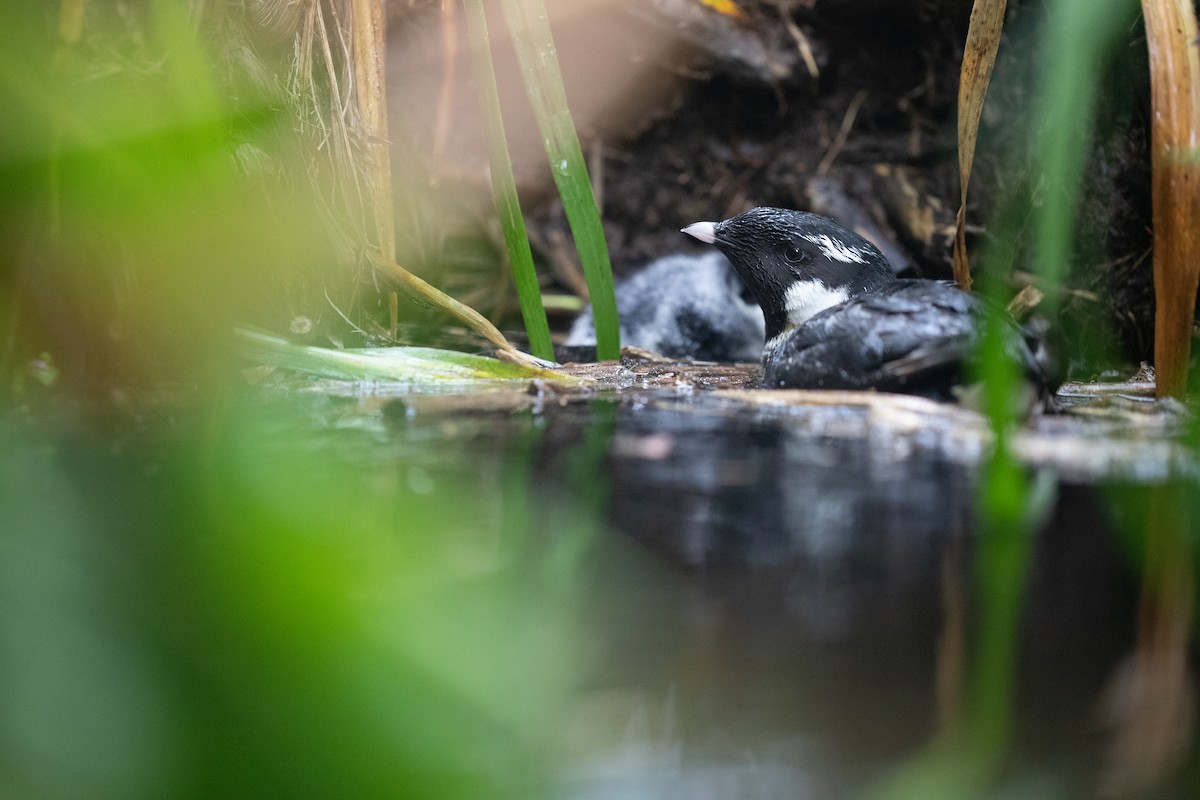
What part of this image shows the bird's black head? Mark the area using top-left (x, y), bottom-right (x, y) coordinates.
top-left (682, 207), bottom-right (896, 344)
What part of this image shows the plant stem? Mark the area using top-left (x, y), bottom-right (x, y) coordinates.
top-left (463, 0), bottom-right (554, 361)
top-left (498, 0), bottom-right (620, 359)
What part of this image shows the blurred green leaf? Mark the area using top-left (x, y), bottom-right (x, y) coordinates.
top-left (1032, 0), bottom-right (1139, 314)
top-left (0, 394), bottom-right (605, 798)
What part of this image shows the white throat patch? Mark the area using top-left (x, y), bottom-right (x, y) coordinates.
top-left (784, 279), bottom-right (849, 326)
top-left (801, 233), bottom-right (869, 264)
top-left (762, 280), bottom-right (849, 358)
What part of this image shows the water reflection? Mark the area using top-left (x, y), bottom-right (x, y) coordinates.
top-left (379, 393), bottom-right (1169, 797)
top-left (7, 391), bottom-right (1180, 799)
top-left (479, 397), bottom-right (1157, 798)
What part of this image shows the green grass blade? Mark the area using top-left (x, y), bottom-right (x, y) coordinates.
top-left (498, 0), bottom-right (620, 360)
top-left (236, 328), bottom-right (583, 385)
top-left (1031, 0), bottom-right (1138, 314)
top-left (463, 0), bottom-right (554, 362)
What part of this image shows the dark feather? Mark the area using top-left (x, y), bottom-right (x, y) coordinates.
top-left (762, 281), bottom-right (1047, 400)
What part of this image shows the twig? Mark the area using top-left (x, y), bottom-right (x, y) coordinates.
top-left (527, 226), bottom-right (589, 300)
top-left (817, 89), bottom-right (867, 175)
top-left (780, 9), bottom-right (819, 79)
top-left (1005, 285), bottom-right (1044, 319)
top-left (371, 254), bottom-right (546, 367)
top-left (324, 289), bottom-right (372, 339)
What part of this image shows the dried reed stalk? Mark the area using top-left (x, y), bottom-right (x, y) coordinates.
top-left (348, 0), bottom-right (394, 260)
top-left (279, 0), bottom-right (537, 363)
top-left (1140, 0), bottom-right (1200, 398)
top-left (953, 0), bottom-right (1009, 292)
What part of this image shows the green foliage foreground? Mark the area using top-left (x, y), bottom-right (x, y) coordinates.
top-left (0, 402), bottom-right (609, 799)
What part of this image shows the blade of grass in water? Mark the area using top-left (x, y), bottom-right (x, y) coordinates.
top-left (872, 3), bottom-right (1125, 794)
top-left (463, 0), bottom-right (554, 362)
top-left (899, 0), bottom-right (1124, 776)
top-left (918, 0), bottom-right (1128, 773)
top-left (867, 305), bottom-right (1055, 800)
top-left (498, 0), bottom-right (620, 360)
top-left (920, 1), bottom-right (1130, 776)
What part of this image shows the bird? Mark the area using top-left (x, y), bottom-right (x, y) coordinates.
top-left (682, 206), bottom-right (1056, 401)
top-left (566, 251), bottom-right (765, 362)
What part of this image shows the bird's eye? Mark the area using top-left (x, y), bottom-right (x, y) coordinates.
top-left (784, 244), bottom-right (807, 265)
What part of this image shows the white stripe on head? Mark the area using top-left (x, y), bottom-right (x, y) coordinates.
top-left (801, 233), bottom-right (869, 264)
